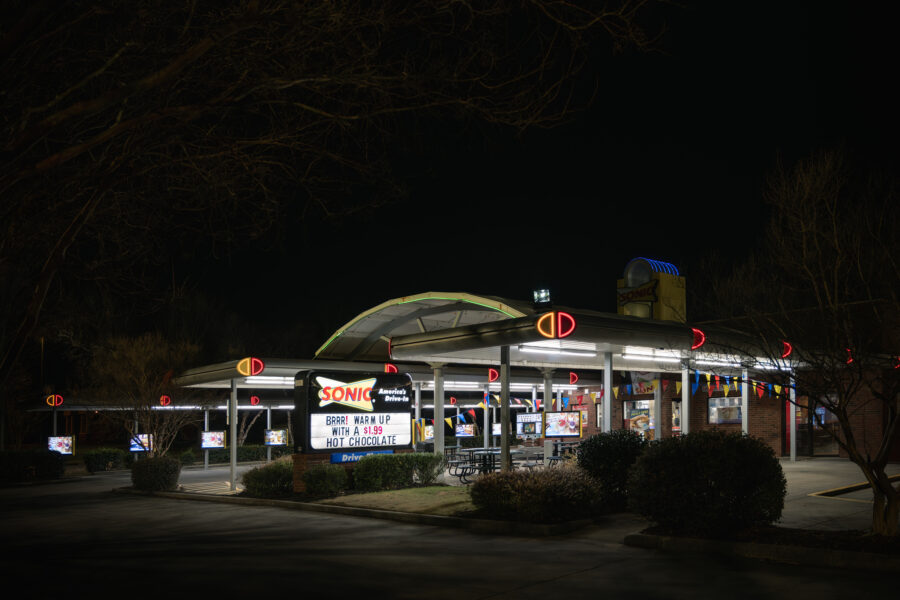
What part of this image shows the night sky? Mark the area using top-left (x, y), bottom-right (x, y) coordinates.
top-left (196, 2), bottom-right (897, 356)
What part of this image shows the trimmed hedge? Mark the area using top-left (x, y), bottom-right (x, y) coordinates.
top-left (0, 450), bottom-right (66, 482)
top-left (576, 430), bottom-right (647, 510)
top-left (131, 456), bottom-right (181, 492)
top-left (301, 464), bottom-right (349, 498)
top-left (627, 430), bottom-right (786, 535)
top-left (469, 465), bottom-right (604, 523)
top-left (83, 448), bottom-right (130, 473)
top-left (241, 458), bottom-right (294, 498)
top-left (409, 453), bottom-right (446, 486)
top-left (352, 453), bottom-right (446, 492)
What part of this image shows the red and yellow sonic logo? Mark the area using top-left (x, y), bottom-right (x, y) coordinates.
top-left (536, 311), bottom-right (576, 339)
top-left (237, 357), bottom-right (264, 376)
top-left (316, 376), bottom-right (376, 412)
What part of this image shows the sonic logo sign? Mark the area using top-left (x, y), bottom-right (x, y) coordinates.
top-left (297, 371), bottom-right (413, 453)
top-left (316, 376), bottom-right (377, 412)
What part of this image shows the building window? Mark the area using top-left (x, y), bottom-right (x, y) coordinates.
top-left (708, 397), bottom-right (742, 425)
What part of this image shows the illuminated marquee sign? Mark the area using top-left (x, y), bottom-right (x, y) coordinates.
top-left (536, 311), bottom-right (576, 339)
top-left (297, 371), bottom-right (413, 453)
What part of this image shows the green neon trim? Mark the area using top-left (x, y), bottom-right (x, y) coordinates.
top-left (318, 330), bottom-right (345, 354)
top-left (316, 295), bottom-right (519, 356)
top-left (396, 297), bottom-right (517, 318)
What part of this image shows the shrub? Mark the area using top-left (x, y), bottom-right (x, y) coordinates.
top-left (469, 465), bottom-right (604, 523)
top-left (302, 464), bottom-right (349, 497)
top-left (576, 430), bottom-right (647, 510)
top-left (179, 449), bottom-right (196, 466)
top-left (83, 448), bottom-right (129, 473)
top-left (241, 458), bottom-right (294, 498)
top-left (0, 450), bottom-right (66, 482)
top-left (131, 456), bottom-right (181, 492)
top-left (627, 430), bottom-right (786, 535)
top-left (352, 454), bottom-right (403, 491)
top-left (353, 453), bottom-right (444, 492)
top-left (409, 453), bottom-right (446, 486)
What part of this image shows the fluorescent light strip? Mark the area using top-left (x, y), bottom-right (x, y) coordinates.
top-left (694, 359), bottom-right (743, 368)
top-left (518, 346), bottom-right (596, 357)
top-left (244, 376), bottom-right (295, 385)
top-left (622, 354), bottom-right (681, 363)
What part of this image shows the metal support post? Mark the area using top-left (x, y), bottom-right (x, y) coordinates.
top-left (653, 375), bottom-right (663, 440)
top-left (266, 407), bottom-right (272, 463)
top-left (414, 382), bottom-right (422, 421)
top-left (681, 365), bottom-right (690, 435)
top-left (542, 369), bottom-right (554, 460)
top-left (229, 379), bottom-right (238, 491)
top-left (741, 368), bottom-right (750, 435)
top-left (432, 365), bottom-right (445, 455)
top-left (483, 384), bottom-right (490, 449)
top-left (789, 375), bottom-right (797, 461)
top-left (500, 345), bottom-right (511, 472)
top-left (203, 410), bottom-right (209, 470)
top-left (603, 353), bottom-right (613, 433)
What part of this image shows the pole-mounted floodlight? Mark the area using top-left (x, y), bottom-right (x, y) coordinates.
top-left (533, 288), bottom-right (551, 308)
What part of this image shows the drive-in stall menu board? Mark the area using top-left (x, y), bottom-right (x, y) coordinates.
top-left (297, 371), bottom-right (413, 452)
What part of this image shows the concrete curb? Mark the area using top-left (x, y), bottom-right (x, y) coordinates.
top-left (623, 532), bottom-right (900, 574)
top-left (112, 487), bottom-right (591, 536)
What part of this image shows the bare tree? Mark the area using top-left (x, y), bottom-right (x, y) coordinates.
top-left (89, 332), bottom-right (210, 457)
top-left (0, 0), bottom-right (664, 447)
top-left (237, 410), bottom-right (264, 447)
top-left (700, 150), bottom-right (900, 536)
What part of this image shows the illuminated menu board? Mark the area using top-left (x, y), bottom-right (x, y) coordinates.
top-left (298, 371), bottom-right (413, 453)
top-left (516, 412), bottom-right (542, 436)
top-left (48, 436), bottom-right (74, 455)
top-left (264, 429), bottom-right (287, 446)
top-left (201, 431), bottom-right (226, 449)
top-left (543, 411), bottom-right (582, 438)
top-left (130, 434), bottom-right (153, 452)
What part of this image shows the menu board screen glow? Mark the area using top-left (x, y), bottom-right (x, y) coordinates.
top-left (543, 411), bottom-right (581, 438)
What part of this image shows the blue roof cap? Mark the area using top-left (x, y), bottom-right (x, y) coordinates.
top-left (628, 257), bottom-right (680, 276)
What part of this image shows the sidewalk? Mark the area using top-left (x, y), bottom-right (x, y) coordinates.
top-left (776, 456), bottom-right (900, 531)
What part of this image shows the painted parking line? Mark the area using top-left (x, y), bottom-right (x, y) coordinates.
top-left (807, 473), bottom-right (900, 503)
top-left (179, 481), bottom-right (244, 495)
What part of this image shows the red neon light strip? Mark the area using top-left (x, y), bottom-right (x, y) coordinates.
top-left (691, 328), bottom-right (706, 350)
top-left (557, 312), bottom-right (576, 338)
top-left (781, 341), bottom-right (793, 359)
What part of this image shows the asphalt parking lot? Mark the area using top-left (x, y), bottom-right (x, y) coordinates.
top-left (1, 457), bottom-right (897, 599)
